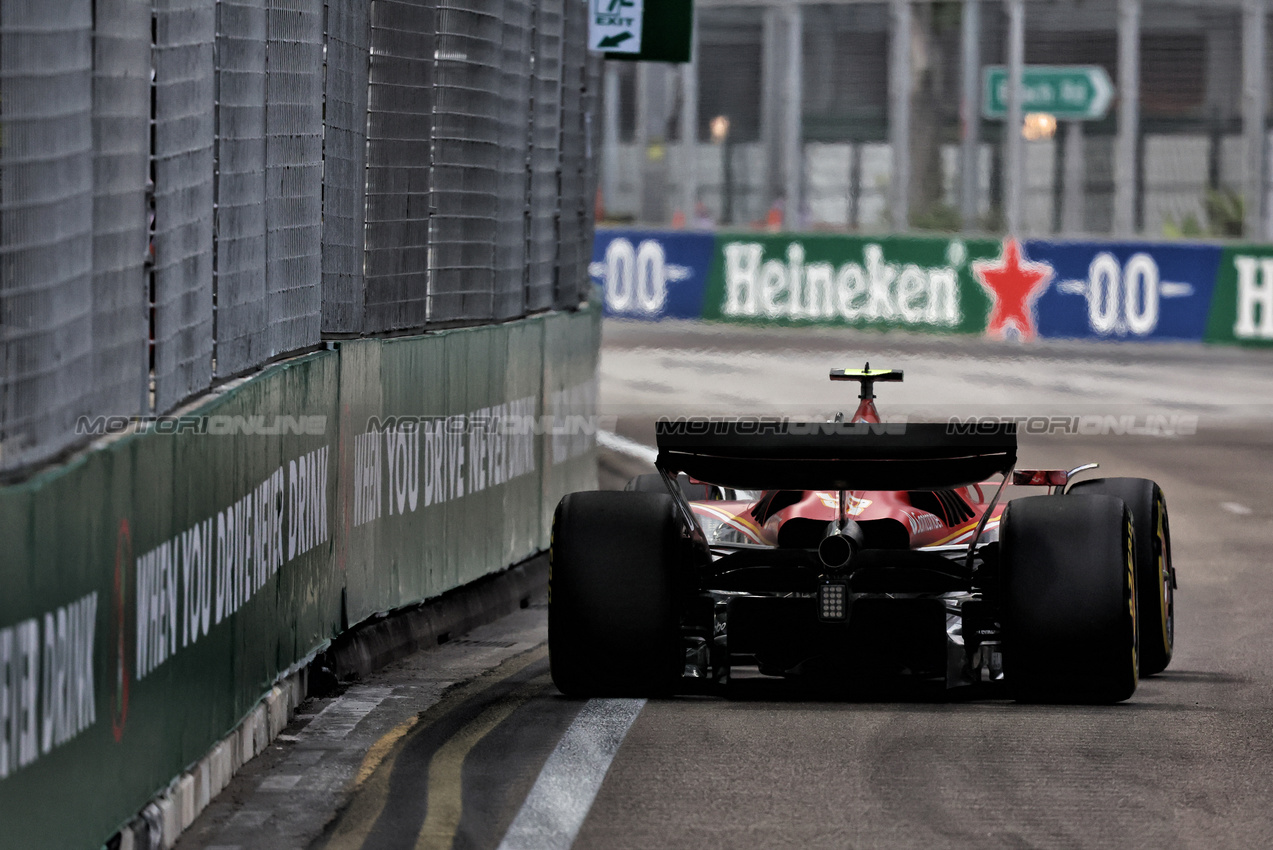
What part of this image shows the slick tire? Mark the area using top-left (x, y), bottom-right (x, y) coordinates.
top-left (549, 491), bottom-right (685, 697)
top-left (1000, 494), bottom-right (1139, 703)
top-left (625, 472), bottom-right (710, 501)
top-left (1068, 477), bottom-right (1174, 676)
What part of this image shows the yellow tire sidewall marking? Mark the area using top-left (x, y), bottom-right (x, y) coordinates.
top-left (1156, 496), bottom-right (1171, 651)
top-left (1127, 517), bottom-right (1138, 685)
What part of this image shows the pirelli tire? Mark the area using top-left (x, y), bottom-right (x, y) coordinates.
top-left (549, 491), bottom-right (685, 697)
top-left (1068, 477), bottom-right (1174, 676)
top-left (1000, 494), bottom-right (1139, 704)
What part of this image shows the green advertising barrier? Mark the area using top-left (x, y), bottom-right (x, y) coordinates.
top-left (0, 304), bottom-right (600, 849)
top-left (340, 318), bottom-right (556, 623)
top-left (701, 233), bottom-right (1003, 336)
top-left (1206, 244), bottom-right (1273, 346)
top-left (0, 353), bottom-right (342, 850)
top-left (541, 309), bottom-right (603, 536)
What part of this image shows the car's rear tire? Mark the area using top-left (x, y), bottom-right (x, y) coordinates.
top-left (1000, 494), bottom-right (1138, 703)
top-left (549, 491), bottom-right (685, 697)
top-left (1067, 477), bottom-right (1173, 676)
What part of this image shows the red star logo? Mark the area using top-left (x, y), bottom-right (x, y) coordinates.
top-left (972, 239), bottom-right (1053, 339)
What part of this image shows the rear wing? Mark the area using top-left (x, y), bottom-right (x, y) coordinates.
top-left (655, 420), bottom-right (1017, 491)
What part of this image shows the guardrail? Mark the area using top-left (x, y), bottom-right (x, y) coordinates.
top-left (0, 305), bottom-right (599, 849)
top-left (591, 228), bottom-right (1273, 346)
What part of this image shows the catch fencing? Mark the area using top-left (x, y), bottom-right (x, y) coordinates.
top-left (606, 0), bottom-right (1266, 245)
top-left (0, 0), bottom-right (601, 476)
top-left (0, 1), bottom-right (97, 478)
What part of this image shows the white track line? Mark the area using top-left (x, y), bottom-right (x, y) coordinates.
top-left (496, 698), bottom-right (645, 850)
top-left (596, 430), bottom-right (658, 465)
top-left (1221, 502), bottom-right (1253, 516)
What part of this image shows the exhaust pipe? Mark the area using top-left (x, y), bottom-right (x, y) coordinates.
top-left (818, 521), bottom-right (863, 570)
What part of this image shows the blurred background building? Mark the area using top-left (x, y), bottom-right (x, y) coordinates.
top-left (600, 0), bottom-right (1272, 240)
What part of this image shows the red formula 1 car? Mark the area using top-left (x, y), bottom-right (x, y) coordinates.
top-left (549, 367), bottom-right (1176, 703)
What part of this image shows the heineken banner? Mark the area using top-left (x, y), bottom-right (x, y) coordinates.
top-left (0, 306), bottom-right (600, 849)
top-left (591, 228), bottom-right (1273, 346)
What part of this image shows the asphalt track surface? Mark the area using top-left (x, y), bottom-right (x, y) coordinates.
top-left (179, 321), bottom-right (1273, 850)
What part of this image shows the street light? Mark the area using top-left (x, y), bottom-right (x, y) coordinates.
top-left (710, 115), bottom-right (730, 143)
top-left (711, 115), bottom-right (733, 225)
top-left (1022, 112), bottom-right (1058, 141)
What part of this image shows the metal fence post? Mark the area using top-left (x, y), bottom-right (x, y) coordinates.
top-left (761, 5), bottom-right (783, 217)
top-left (635, 59), bottom-right (649, 211)
top-left (602, 62), bottom-right (620, 218)
top-left (681, 11), bottom-right (699, 225)
top-left (637, 62), bottom-right (671, 223)
top-left (1062, 121), bottom-right (1086, 234)
top-left (782, 3), bottom-right (803, 227)
top-left (1114, 0), bottom-right (1140, 237)
top-left (889, 0), bottom-right (912, 230)
top-left (1243, 0), bottom-right (1267, 240)
top-left (1003, 0), bottom-right (1024, 237)
top-left (959, 0), bottom-right (981, 231)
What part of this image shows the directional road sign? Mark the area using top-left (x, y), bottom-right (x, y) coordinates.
top-left (590, 0), bottom-right (644, 55)
top-left (982, 65), bottom-right (1115, 121)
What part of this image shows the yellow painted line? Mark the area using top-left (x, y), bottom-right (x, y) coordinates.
top-left (414, 674), bottom-right (551, 850)
top-left (354, 714), bottom-right (419, 788)
top-left (322, 645), bottom-right (547, 850)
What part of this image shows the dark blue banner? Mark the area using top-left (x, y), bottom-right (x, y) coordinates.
top-left (590, 229), bottom-right (715, 320)
top-left (1024, 240), bottom-right (1223, 342)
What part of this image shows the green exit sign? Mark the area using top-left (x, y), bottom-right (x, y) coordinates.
top-left (602, 0), bottom-right (693, 63)
top-left (982, 65), bottom-right (1115, 121)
